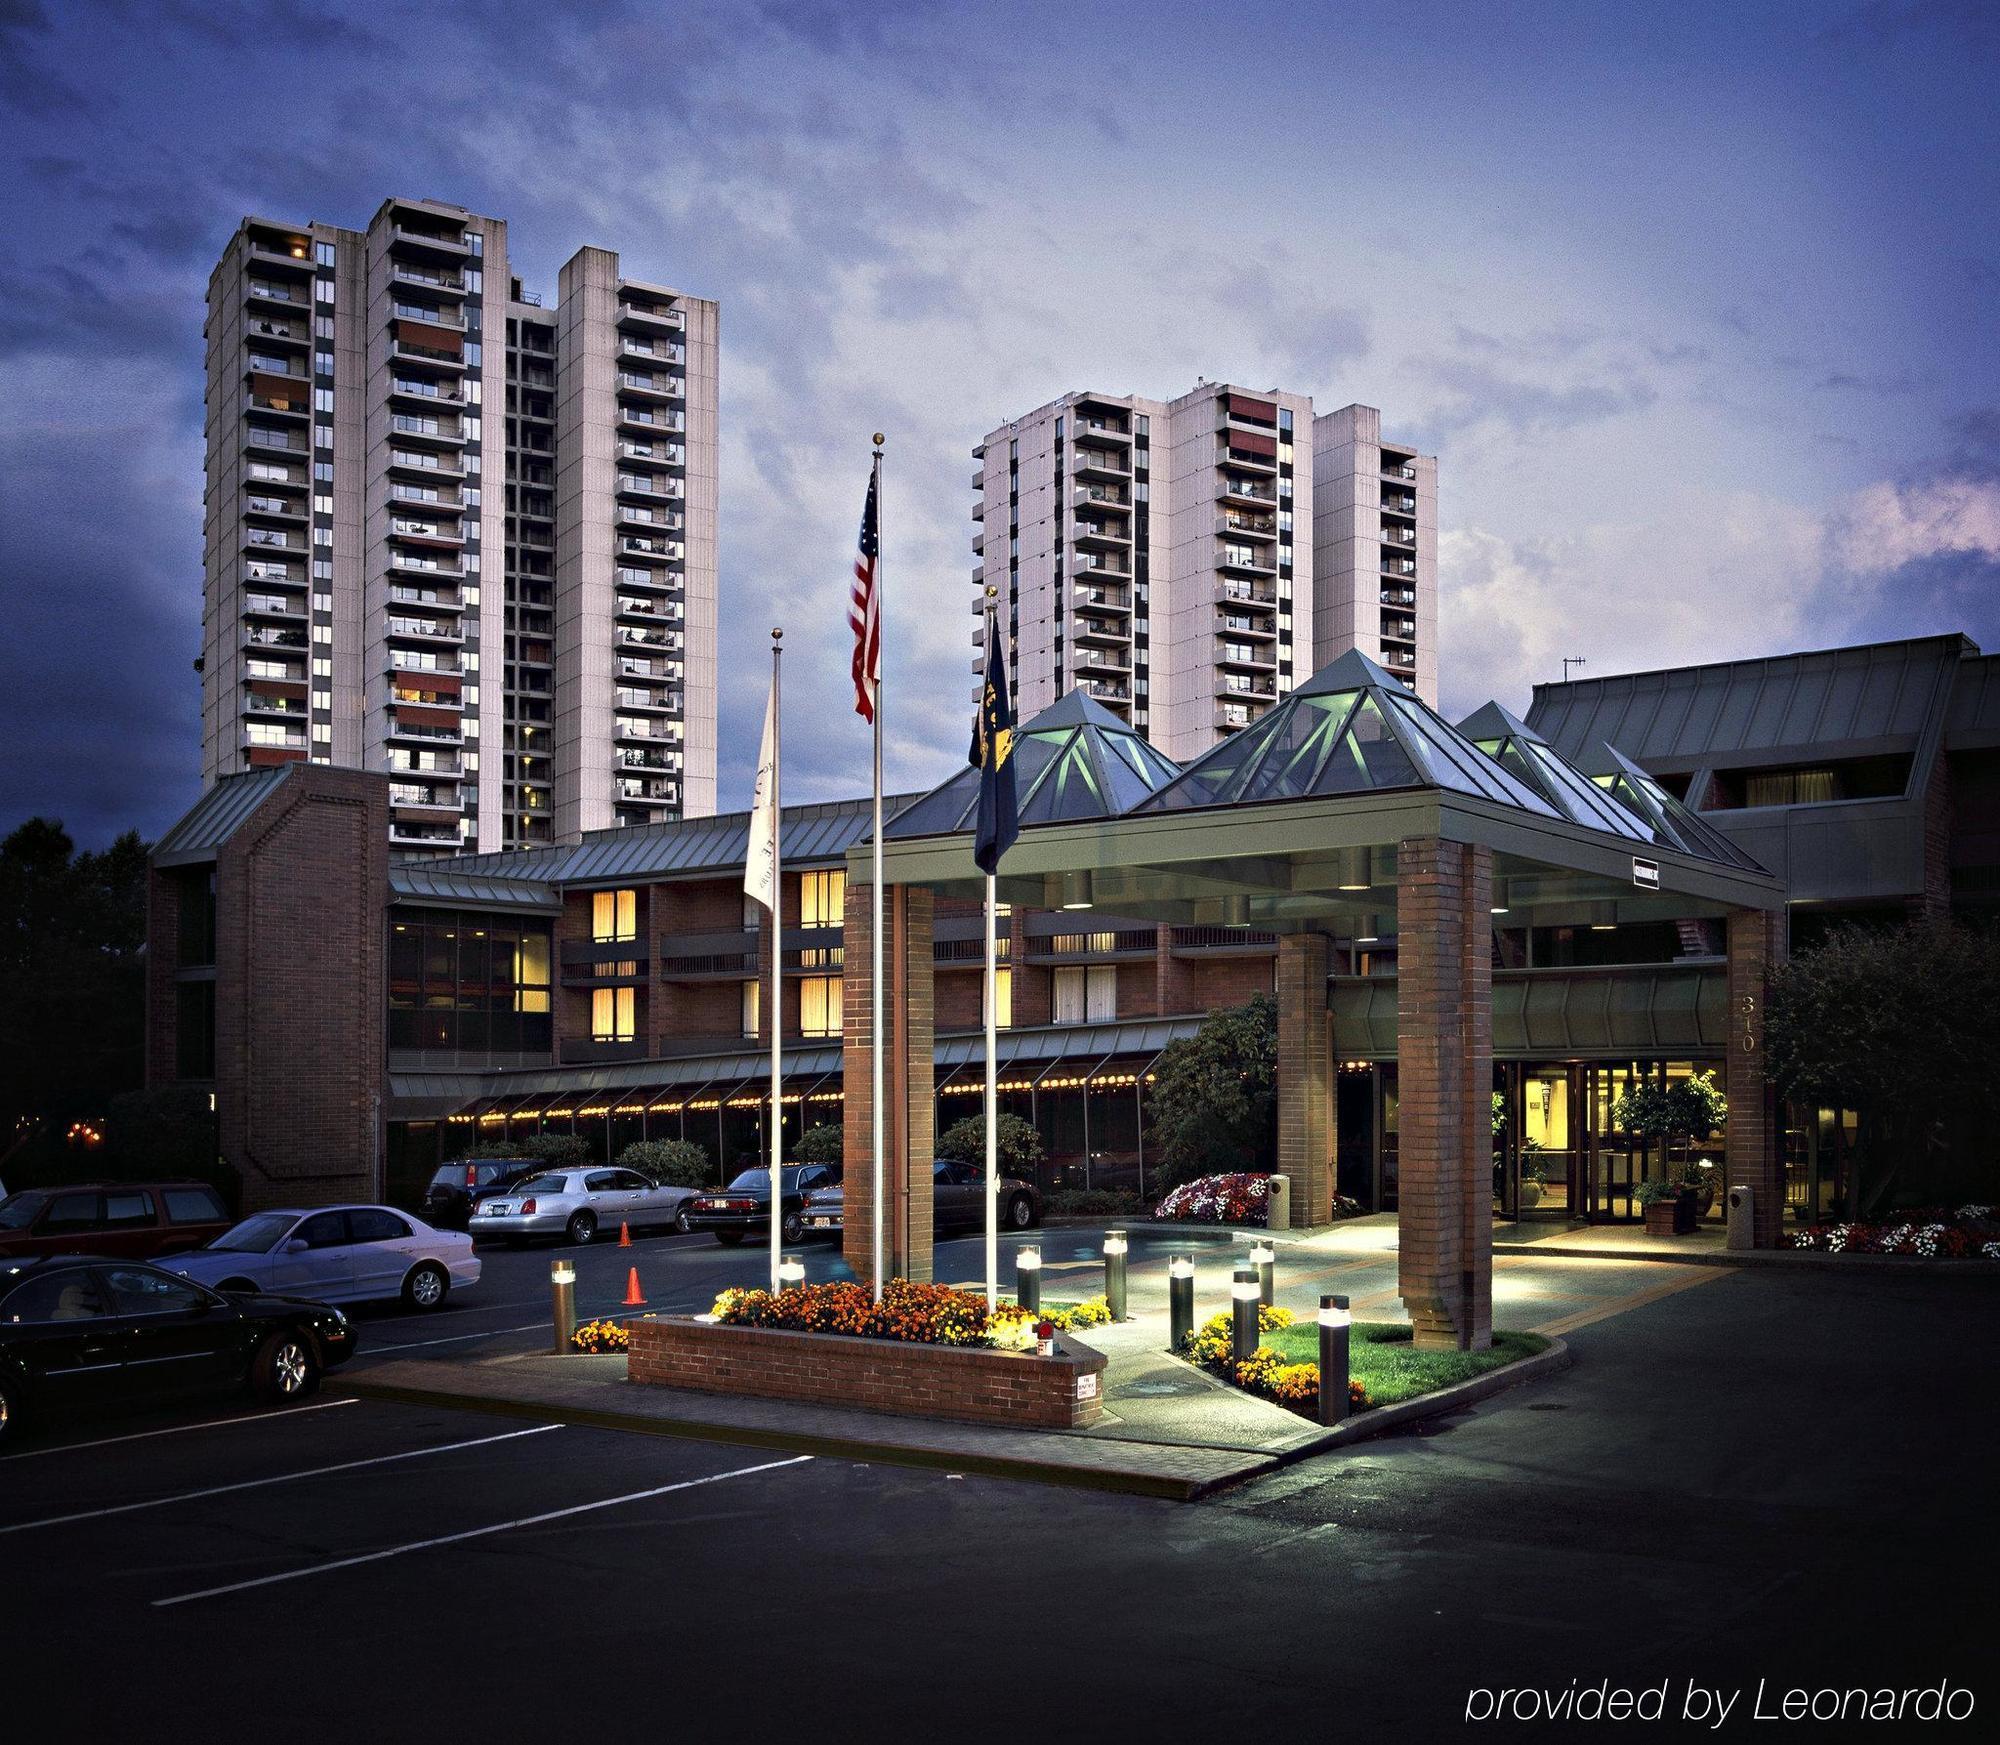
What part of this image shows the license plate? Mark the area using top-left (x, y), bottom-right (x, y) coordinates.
top-left (479, 1205), bottom-right (508, 1217)
top-left (810, 1216), bottom-right (834, 1227)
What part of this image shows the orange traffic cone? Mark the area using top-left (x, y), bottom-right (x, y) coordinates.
top-left (623, 1267), bottom-right (645, 1307)
top-left (618, 1221), bottom-right (632, 1248)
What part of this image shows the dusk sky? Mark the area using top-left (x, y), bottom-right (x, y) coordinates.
top-left (3, 0), bottom-right (1997, 847)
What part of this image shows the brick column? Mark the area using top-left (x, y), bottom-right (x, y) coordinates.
top-left (1725, 906), bottom-right (1786, 1247)
top-left (842, 881), bottom-right (936, 1286)
top-left (1396, 837), bottom-right (1493, 1351)
top-left (1275, 932), bottom-right (1334, 1229)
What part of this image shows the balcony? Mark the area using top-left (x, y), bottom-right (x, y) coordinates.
top-left (617, 403), bottom-right (686, 437)
top-left (1071, 448), bottom-right (1130, 481)
top-left (389, 553), bottom-right (465, 582)
top-left (1383, 555), bottom-right (1418, 577)
top-left (1216, 544), bottom-right (1275, 576)
top-left (393, 263), bottom-right (464, 294)
top-left (616, 472), bottom-right (675, 500)
top-left (561, 940), bottom-right (651, 985)
top-left (243, 594), bottom-right (307, 621)
top-left (1022, 921), bottom-right (1154, 964)
top-left (389, 377), bottom-right (464, 408)
top-left (242, 727), bottom-right (307, 752)
top-left (618, 335), bottom-right (685, 366)
top-left (386, 716), bottom-right (463, 745)
top-left (658, 929), bottom-right (757, 981)
top-left (617, 778), bottom-right (680, 806)
top-left (1075, 652), bottom-right (1132, 679)
top-left (389, 822), bottom-right (464, 850)
top-left (242, 529), bottom-right (307, 557)
top-left (1382, 525), bottom-right (1417, 546)
top-left (245, 281), bottom-right (302, 309)
top-left (244, 494), bottom-right (307, 522)
top-left (1218, 611), bottom-right (1277, 640)
top-left (1217, 476), bottom-right (1278, 508)
top-left (388, 755), bottom-right (462, 778)
top-left (386, 615), bottom-right (463, 645)
top-left (616, 596), bottom-right (676, 622)
top-left (1216, 674), bottom-right (1277, 699)
top-left (1075, 552), bottom-right (1131, 579)
top-left (1216, 581), bottom-right (1276, 611)
top-left (618, 535), bottom-right (684, 562)
top-left (1073, 485), bottom-right (1130, 513)
top-left (1073, 415), bottom-right (1132, 445)
top-left (1078, 678), bottom-right (1130, 704)
top-left (390, 413), bottom-right (464, 447)
top-left (971, 471), bottom-right (985, 492)
top-left (1380, 585), bottom-right (1417, 607)
top-left (617, 370), bottom-right (685, 401)
top-left (243, 426), bottom-right (306, 458)
top-left (391, 517), bottom-right (464, 547)
top-left (781, 926), bottom-right (844, 974)
top-left (1383, 459), bottom-right (1417, 481)
top-left (1382, 493), bottom-right (1417, 517)
top-left (617, 299), bottom-right (685, 334)
top-left (390, 337), bottom-right (467, 373)
top-left (387, 652), bottom-right (462, 678)
top-left (1381, 619), bottom-right (1417, 644)
top-left (1074, 583), bottom-right (1131, 614)
top-left (243, 625), bottom-right (309, 651)
top-left (1217, 511), bottom-right (1278, 541)
top-left (242, 691), bottom-right (307, 719)
top-left (617, 626), bottom-right (680, 651)
top-left (1072, 616), bottom-right (1129, 646)
top-left (1072, 518), bottom-right (1131, 548)
top-left (1217, 443), bottom-right (1277, 475)
top-left (615, 686), bottom-right (676, 713)
top-left (389, 223), bottom-right (469, 258)
top-left (1216, 642), bottom-right (1276, 672)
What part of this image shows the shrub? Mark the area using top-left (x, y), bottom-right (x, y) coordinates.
top-left (937, 1112), bottom-right (1046, 1177)
top-left (520, 1133), bottom-right (590, 1168)
top-left (1177, 1312), bottom-right (1370, 1416)
top-left (795, 1124), bottom-right (844, 1165)
top-left (571, 1318), bottom-right (630, 1354)
top-left (1146, 996), bottom-right (1278, 1189)
top-left (1154, 1171), bottom-right (1271, 1225)
top-left (616, 1138), bottom-right (710, 1187)
top-left (1044, 1188), bottom-right (1143, 1218)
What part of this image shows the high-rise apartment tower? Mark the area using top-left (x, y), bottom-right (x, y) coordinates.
top-left (202, 196), bottom-right (718, 854)
top-left (971, 386), bottom-right (1434, 761)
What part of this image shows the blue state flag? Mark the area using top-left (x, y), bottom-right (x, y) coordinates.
top-left (969, 629), bottom-right (1019, 875)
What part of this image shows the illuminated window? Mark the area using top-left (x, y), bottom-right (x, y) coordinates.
top-left (989, 966), bottom-right (1013, 1030)
top-left (741, 979), bottom-right (760, 1039)
top-left (1052, 966), bottom-right (1115, 1026)
top-left (798, 868), bottom-right (846, 928)
top-left (592, 888), bottom-right (637, 942)
top-left (591, 986), bottom-right (635, 1042)
top-left (799, 975), bottom-right (842, 1039)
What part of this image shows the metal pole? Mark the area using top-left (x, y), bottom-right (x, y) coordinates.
top-left (983, 867), bottom-right (1000, 1311)
top-left (870, 438), bottom-right (886, 1301)
top-left (1231, 1265), bottom-right (1260, 1366)
top-left (769, 630), bottom-right (784, 1298)
top-left (1318, 1293), bottom-right (1351, 1426)
top-left (1250, 1238), bottom-right (1275, 1308)
top-left (1168, 1253), bottom-right (1194, 1351)
top-left (550, 1260), bottom-right (576, 1355)
top-left (1015, 1243), bottom-right (1041, 1314)
top-left (1103, 1228), bottom-right (1128, 1322)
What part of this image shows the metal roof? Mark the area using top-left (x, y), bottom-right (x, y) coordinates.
top-left (1526, 634), bottom-right (1976, 771)
top-left (151, 768), bottom-right (293, 868)
top-left (935, 1016), bottom-right (1203, 1067)
top-left (889, 690), bottom-right (1180, 838)
top-left (1946, 652), bottom-right (2000, 751)
top-left (389, 867), bottom-right (561, 912)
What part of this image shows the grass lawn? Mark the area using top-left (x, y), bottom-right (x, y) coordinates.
top-left (1262, 1321), bottom-right (1549, 1408)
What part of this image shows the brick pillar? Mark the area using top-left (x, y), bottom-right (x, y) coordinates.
top-left (1275, 932), bottom-right (1334, 1228)
top-left (1396, 837), bottom-right (1493, 1351)
top-left (842, 881), bottom-right (936, 1286)
top-left (1725, 907), bottom-right (1786, 1247)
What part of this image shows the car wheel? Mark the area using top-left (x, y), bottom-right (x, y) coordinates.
top-left (0, 1373), bottom-right (19, 1446)
top-left (403, 1262), bottom-right (449, 1312)
top-left (780, 1208), bottom-right (806, 1244)
top-left (566, 1211), bottom-right (598, 1246)
top-left (251, 1331), bottom-right (320, 1403)
top-left (1007, 1193), bottom-right (1037, 1231)
top-left (675, 1204), bottom-right (694, 1235)
top-left (714, 1231), bottom-right (744, 1247)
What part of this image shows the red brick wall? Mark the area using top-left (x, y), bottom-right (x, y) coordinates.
top-left (1173, 952), bottom-right (1276, 1014)
top-left (1275, 933), bottom-right (1333, 1227)
top-left (627, 1316), bottom-right (1106, 1429)
top-left (1725, 906), bottom-right (1786, 1246)
top-left (212, 768), bottom-right (388, 1210)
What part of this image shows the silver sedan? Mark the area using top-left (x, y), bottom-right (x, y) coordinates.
top-left (167, 1205), bottom-right (481, 1311)
top-left (468, 1168), bottom-right (699, 1246)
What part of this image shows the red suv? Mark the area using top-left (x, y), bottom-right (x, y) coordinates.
top-left (0, 1182), bottom-right (235, 1261)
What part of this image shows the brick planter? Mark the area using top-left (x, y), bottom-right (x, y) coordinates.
top-left (627, 1316), bottom-right (1108, 1429)
top-left (1644, 1201), bottom-right (1681, 1236)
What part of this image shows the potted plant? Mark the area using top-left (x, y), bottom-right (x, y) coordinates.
top-left (1613, 1073), bottom-right (1728, 1225)
top-left (1636, 1176), bottom-right (1683, 1236)
top-left (1518, 1156), bottom-right (1547, 1210)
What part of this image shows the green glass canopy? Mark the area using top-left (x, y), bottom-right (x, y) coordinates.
top-left (1456, 700), bottom-right (1656, 843)
top-left (1577, 743), bottom-right (1769, 873)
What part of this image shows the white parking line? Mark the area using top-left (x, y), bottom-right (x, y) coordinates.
top-left (1, 1423), bottom-right (563, 1536)
top-left (0, 1396), bottom-right (359, 1462)
top-left (152, 1453), bottom-right (814, 1608)
top-left (366, 1321), bottom-right (553, 1352)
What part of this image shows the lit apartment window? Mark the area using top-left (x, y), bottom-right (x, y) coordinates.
top-left (1052, 966), bottom-right (1115, 1026)
top-left (988, 966), bottom-right (1013, 1031)
top-left (590, 986), bottom-right (635, 1042)
top-left (591, 889), bottom-right (637, 942)
top-left (799, 975), bottom-right (842, 1039)
top-left (741, 979), bottom-right (760, 1038)
top-left (799, 868), bottom-right (845, 928)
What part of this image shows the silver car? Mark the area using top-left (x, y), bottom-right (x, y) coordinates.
top-left (167, 1205), bottom-right (481, 1311)
top-left (469, 1167), bottom-right (699, 1246)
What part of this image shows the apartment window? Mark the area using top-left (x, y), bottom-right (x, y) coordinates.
top-left (799, 975), bottom-right (842, 1039)
top-left (314, 315), bottom-right (334, 340)
top-left (1052, 965), bottom-right (1115, 1025)
top-left (741, 979), bottom-right (760, 1039)
top-left (591, 888), bottom-right (638, 942)
top-left (314, 242), bottom-right (335, 267)
top-left (314, 460), bottom-right (333, 482)
top-left (315, 278), bottom-right (334, 303)
top-left (798, 868), bottom-right (845, 928)
top-left (315, 351), bottom-right (334, 376)
top-left (311, 722), bottom-right (332, 743)
top-left (989, 965), bottom-right (1013, 1030)
top-left (590, 986), bottom-right (636, 1043)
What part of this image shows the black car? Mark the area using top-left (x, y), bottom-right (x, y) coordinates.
top-left (420, 1157), bottom-right (543, 1230)
top-left (799, 1158), bottom-right (1041, 1240)
top-left (684, 1165), bottom-right (841, 1246)
top-left (0, 1254), bottom-right (355, 1446)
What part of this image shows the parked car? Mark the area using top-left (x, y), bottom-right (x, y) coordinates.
top-left (165, 1206), bottom-right (479, 1311)
top-left (799, 1158), bottom-right (1040, 1240)
top-left (0, 1182), bottom-right (233, 1262)
top-left (684, 1164), bottom-right (841, 1246)
top-left (420, 1157), bottom-right (545, 1230)
top-left (468, 1168), bottom-right (701, 1246)
top-left (0, 1253), bottom-right (354, 1446)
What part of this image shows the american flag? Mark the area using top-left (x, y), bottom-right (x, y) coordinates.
top-left (849, 467), bottom-right (880, 722)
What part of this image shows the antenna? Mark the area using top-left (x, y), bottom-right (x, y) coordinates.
top-left (1562, 656), bottom-right (1588, 683)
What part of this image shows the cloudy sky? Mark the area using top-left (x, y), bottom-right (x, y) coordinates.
top-left (2, 0), bottom-right (1997, 846)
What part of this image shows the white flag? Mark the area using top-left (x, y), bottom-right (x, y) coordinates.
top-left (745, 683), bottom-right (778, 913)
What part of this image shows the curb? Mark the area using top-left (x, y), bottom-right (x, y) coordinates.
top-left (340, 1376), bottom-right (1257, 1503)
top-left (1502, 1241), bottom-right (2000, 1273)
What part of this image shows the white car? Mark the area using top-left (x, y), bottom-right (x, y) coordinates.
top-left (469, 1167), bottom-right (700, 1246)
top-left (168, 1205), bottom-right (481, 1311)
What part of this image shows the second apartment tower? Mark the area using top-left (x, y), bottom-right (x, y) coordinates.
top-left (972, 386), bottom-right (1435, 762)
top-left (202, 197), bottom-right (718, 854)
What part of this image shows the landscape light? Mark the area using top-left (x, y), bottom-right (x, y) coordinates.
top-left (1103, 1229), bottom-right (1129, 1321)
top-left (1249, 1239), bottom-right (1276, 1308)
top-left (777, 1255), bottom-right (805, 1291)
top-left (1168, 1253), bottom-right (1195, 1350)
top-left (1318, 1293), bottom-right (1352, 1426)
top-left (550, 1259), bottom-right (577, 1354)
top-left (1015, 1244), bottom-right (1042, 1314)
top-left (1231, 1266), bottom-right (1260, 1365)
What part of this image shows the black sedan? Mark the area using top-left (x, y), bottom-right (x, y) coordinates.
top-left (0, 1254), bottom-right (355, 1446)
top-left (799, 1158), bottom-right (1041, 1241)
top-left (683, 1165), bottom-right (840, 1246)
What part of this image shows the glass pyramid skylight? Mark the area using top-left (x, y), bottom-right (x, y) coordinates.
top-left (1456, 700), bottom-right (1655, 843)
top-left (887, 689), bottom-right (1182, 838)
top-left (1140, 649), bottom-right (1560, 817)
top-left (1580, 744), bottom-right (1769, 872)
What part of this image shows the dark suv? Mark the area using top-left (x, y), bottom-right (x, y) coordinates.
top-left (0, 1182), bottom-right (233, 1262)
top-left (421, 1158), bottom-right (543, 1230)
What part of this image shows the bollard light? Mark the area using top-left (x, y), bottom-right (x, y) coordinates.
top-left (1231, 1265), bottom-right (1260, 1366)
top-left (1250, 1239), bottom-right (1276, 1309)
top-left (1168, 1253), bottom-right (1195, 1352)
top-left (1015, 1244), bottom-right (1042, 1315)
top-left (1317, 1293), bottom-right (1352, 1426)
top-left (550, 1259), bottom-right (577, 1356)
top-left (777, 1254), bottom-right (806, 1292)
top-left (1103, 1228), bottom-right (1129, 1322)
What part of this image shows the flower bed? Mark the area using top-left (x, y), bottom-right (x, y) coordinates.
top-left (1176, 1303), bottom-right (1372, 1418)
top-left (571, 1318), bottom-right (630, 1354)
top-left (708, 1279), bottom-right (1116, 1350)
top-left (1152, 1173), bottom-right (1365, 1226)
top-left (1785, 1204), bottom-right (2000, 1259)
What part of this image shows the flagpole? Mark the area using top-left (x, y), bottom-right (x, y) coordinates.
top-left (769, 628), bottom-right (784, 1297)
top-left (983, 594), bottom-right (1000, 1313)
top-left (870, 436), bottom-right (887, 1301)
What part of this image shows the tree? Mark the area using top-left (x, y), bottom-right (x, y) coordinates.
top-left (1765, 918), bottom-right (2000, 1211)
top-left (1612, 1073), bottom-right (1727, 1168)
top-left (615, 1138), bottom-right (711, 1187)
top-left (1145, 995), bottom-right (1278, 1190)
top-left (795, 1124), bottom-right (844, 1165)
top-left (936, 1112), bottom-right (1046, 1177)
top-left (519, 1133), bottom-right (590, 1168)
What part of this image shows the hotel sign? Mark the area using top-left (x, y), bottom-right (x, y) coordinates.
top-left (1631, 857), bottom-right (1660, 890)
